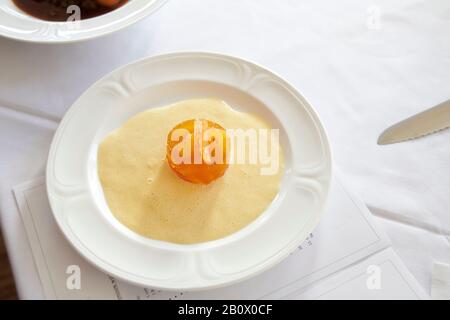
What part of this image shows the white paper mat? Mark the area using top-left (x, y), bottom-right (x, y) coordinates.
top-left (13, 175), bottom-right (428, 299)
top-left (294, 248), bottom-right (428, 300)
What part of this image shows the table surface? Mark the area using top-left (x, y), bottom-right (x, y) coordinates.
top-left (0, 0), bottom-right (449, 299)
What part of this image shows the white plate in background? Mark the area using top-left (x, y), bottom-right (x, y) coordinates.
top-left (46, 52), bottom-right (332, 291)
top-left (0, 0), bottom-right (167, 43)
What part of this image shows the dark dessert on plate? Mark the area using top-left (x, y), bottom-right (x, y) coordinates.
top-left (13, 0), bottom-right (128, 21)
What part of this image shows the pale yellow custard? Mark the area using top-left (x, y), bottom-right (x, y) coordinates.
top-left (97, 99), bottom-right (284, 244)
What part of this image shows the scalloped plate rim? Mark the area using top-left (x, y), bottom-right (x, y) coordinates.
top-left (0, 0), bottom-right (168, 43)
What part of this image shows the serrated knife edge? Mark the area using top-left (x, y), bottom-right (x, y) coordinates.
top-left (378, 99), bottom-right (450, 145)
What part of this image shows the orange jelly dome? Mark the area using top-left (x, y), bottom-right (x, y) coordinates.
top-left (166, 119), bottom-right (229, 185)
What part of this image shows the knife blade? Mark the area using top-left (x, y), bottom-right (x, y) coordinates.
top-left (378, 99), bottom-right (450, 145)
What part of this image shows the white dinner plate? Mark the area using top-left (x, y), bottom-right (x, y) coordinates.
top-left (47, 52), bottom-right (332, 291)
top-left (0, 0), bottom-right (167, 43)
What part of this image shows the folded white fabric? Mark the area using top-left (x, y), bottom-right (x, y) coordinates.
top-left (432, 262), bottom-right (450, 300)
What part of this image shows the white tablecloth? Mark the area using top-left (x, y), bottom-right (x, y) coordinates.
top-left (0, 0), bottom-right (449, 299)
